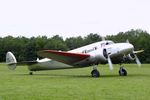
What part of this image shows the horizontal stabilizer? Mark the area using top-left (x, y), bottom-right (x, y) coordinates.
top-left (17, 61), bottom-right (38, 65)
top-left (37, 50), bottom-right (90, 65)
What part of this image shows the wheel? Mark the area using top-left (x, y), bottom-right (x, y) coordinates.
top-left (119, 67), bottom-right (127, 76)
top-left (29, 72), bottom-right (33, 75)
top-left (91, 69), bottom-right (100, 77)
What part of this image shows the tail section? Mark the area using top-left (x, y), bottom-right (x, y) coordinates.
top-left (6, 52), bottom-right (17, 70)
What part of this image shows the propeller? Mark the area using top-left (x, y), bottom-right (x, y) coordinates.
top-left (134, 53), bottom-right (141, 67)
top-left (126, 39), bottom-right (142, 67)
top-left (107, 55), bottom-right (113, 70)
top-left (126, 39), bottom-right (129, 43)
top-left (102, 36), bottom-right (105, 41)
top-left (104, 48), bottom-right (113, 70)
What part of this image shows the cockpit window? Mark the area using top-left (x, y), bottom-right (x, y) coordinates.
top-left (106, 42), bottom-right (109, 45)
top-left (101, 41), bottom-right (114, 47)
top-left (106, 41), bottom-right (114, 45)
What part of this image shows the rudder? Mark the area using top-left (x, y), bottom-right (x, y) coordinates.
top-left (6, 52), bottom-right (17, 70)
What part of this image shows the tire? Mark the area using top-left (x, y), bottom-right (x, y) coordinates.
top-left (119, 67), bottom-right (127, 76)
top-left (91, 69), bottom-right (100, 77)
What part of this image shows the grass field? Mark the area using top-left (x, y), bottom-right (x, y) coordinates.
top-left (0, 63), bottom-right (150, 100)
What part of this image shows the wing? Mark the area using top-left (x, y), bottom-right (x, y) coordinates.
top-left (133, 50), bottom-right (144, 54)
top-left (37, 50), bottom-right (90, 65)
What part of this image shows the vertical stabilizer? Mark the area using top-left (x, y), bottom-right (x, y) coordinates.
top-left (6, 52), bottom-right (17, 70)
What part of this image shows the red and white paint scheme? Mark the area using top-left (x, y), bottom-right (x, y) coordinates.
top-left (6, 40), bottom-right (143, 77)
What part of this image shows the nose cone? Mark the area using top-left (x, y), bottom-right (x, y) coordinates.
top-left (128, 43), bottom-right (134, 50)
top-left (119, 43), bottom-right (134, 54)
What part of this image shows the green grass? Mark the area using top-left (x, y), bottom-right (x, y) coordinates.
top-left (0, 63), bottom-right (150, 100)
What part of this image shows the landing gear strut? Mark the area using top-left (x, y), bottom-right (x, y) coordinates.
top-left (91, 65), bottom-right (100, 77)
top-left (119, 66), bottom-right (127, 76)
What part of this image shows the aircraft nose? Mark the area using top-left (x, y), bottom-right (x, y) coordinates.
top-left (128, 43), bottom-right (134, 50)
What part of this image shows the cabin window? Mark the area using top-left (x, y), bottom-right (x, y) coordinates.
top-left (94, 47), bottom-right (97, 50)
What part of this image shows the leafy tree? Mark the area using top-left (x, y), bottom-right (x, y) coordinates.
top-left (84, 33), bottom-right (102, 45)
top-left (44, 35), bottom-right (68, 51)
top-left (65, 36), bottom-right (84, 50)
top-left (0, 29), bottom-right (150, 63)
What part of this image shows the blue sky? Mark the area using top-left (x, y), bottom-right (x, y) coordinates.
top-left (0, 0), bottom-right (150, 38)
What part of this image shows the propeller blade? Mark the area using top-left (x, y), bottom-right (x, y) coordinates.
top-left (126, 39), bottom-right (129, 43)
top-left (134, 54), bottom-right (141, 67)
top-left (102, 36), bottom-right (105, 41)
top-left (107, 55), bottom-right (113, 70)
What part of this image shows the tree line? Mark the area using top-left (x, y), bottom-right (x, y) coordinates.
top-left (0, 29), bottom-right (150, 63)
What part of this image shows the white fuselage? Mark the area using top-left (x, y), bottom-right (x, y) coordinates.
top-left (28, 40), bottom-right (134, 71)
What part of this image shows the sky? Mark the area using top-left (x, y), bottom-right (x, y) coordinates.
top-left (0, 0), bottom-right (150, 38)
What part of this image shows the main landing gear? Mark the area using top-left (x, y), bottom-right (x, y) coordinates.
top-left (91, 65), bottom-right (100, 77)
top-left (90, 65), bottom-right (127, 77)
top-left (119, 66), bottom-right (127, 76)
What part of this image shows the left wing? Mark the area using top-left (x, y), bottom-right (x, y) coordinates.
top-left (37, 50), bottom-right (90, 65)
top-left (133, 50), bottom-right (144, 54)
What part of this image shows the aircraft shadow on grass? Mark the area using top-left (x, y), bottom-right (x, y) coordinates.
top-left (14, 73), bottom-right (150, 79)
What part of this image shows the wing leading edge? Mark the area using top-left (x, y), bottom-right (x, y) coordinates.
top-left (37, 50), bottom-right (90, 65)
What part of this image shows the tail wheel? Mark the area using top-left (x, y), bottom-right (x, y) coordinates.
top-left (29, 72), bottom-right (33, 75)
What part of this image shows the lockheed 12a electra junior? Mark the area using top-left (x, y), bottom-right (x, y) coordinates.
top-left (6, 39), bottom-right (144, 77)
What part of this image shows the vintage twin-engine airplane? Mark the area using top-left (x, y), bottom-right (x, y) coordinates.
top-left (6, 40), bottom-right (143, 77)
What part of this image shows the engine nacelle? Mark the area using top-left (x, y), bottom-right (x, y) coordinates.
top-left (126, 53), bottom-right (135, 60)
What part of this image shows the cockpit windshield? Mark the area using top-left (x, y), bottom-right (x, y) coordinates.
top-left (105, 41), bottom-right (114, 45)
top-left (100, 41), bottom-right (114, 47)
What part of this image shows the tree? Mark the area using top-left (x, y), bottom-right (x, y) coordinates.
top-left (84, 33), bottom-right (102, 45)
top-left (65, 36), bottom-right (84, 50)
top-left (0, 29), bottom-right (150, 63)
top-left (44, 35), bottom-right (68, 51)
